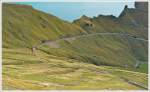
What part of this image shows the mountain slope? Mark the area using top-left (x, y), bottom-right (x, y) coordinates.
top-left (38, 33), bottom-right (147, 69)
top-left (2, 2), bottom-right (148, 90)
top-left (3, 2), bottom-right (148, 71)
top-left (2, 2), bottom-right (148, 71)
top-left (3, 3), bottom-right (86, 48)
top-left (118, 2), bottom-right (148, 39)
top-left (73, 2), bottom-right (148, 39)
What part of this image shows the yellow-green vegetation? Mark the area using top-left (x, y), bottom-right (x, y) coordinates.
top-left (39, 34), bottom-right (148, 72)
top-left (3, 48), bottom-right (148, 90)
top-left (2, 2), bottom-right (148, 90)
top-left (3, 3), bottom-right (86, 48)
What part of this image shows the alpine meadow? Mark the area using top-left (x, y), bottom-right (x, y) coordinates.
top-left (2, 2), bottom-right (148, 90)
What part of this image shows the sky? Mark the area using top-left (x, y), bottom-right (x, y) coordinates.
top-left (17, 2), bottom-right (135, 22)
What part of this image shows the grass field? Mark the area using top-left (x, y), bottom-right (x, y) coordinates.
top-left (2, 48), bottom-right (148, 90)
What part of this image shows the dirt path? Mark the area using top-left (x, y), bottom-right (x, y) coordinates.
top-left (36, 32), bottom-right (148, 48)
top-left (121, 77), bottom-right (147, 89)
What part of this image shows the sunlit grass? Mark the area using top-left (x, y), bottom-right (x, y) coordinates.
top-left (2, 48), bottom-right (148, 90)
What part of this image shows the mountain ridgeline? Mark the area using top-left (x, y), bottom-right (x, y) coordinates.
top-left (73, 2), bottom-right (148, 39)
top-left (2, 2), bottom-right (148, 72)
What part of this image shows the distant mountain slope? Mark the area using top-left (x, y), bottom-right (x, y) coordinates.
top-left (73, 2), bottom-right (148, 39)
top-left (119, 2), bottom-right (148, 28)
top-left (3, 3), bottom-right (86, 48)
top-left (118, 2), bottom-right (148, 39)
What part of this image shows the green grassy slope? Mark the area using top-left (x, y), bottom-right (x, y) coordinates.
top-left (2, 48), bottom-right (148, 90)
top-left (39, 34), bottom-right (148, 72)
top-left (3, 3), bottom-right (86, 48)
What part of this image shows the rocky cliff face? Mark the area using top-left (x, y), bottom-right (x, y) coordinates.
top-left (119, 2), bottom-right (148, 39)
top-left (119, 2), bottom-right (148, 26)
top-left (135, 2), bottom-right (148, 11)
